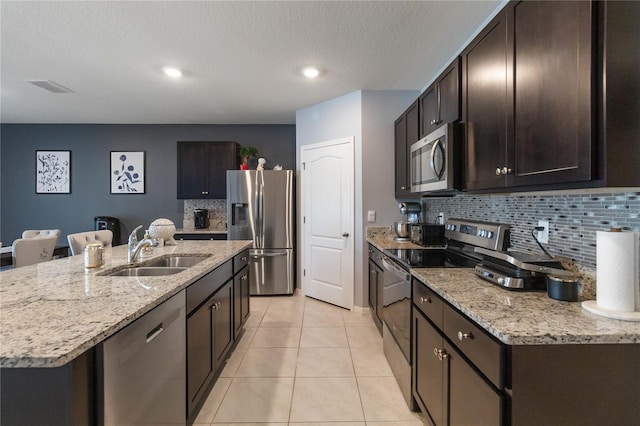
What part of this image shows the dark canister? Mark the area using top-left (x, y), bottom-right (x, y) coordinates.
top-left (547, 275), bottom-right (580, 302)
top-left (194, 209), bottom-right (209, 229)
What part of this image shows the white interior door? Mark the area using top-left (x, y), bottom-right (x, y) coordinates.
top-left (301, 137), bottom-right (354, 309)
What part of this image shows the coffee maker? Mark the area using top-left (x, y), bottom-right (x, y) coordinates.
top-left (194, 209), bottom-right (209, 229)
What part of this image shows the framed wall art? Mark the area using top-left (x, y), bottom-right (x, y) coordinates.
top-left (111, 151), bottom-right (145, 194)
top-left (36, 150), bottom-right (71, 193)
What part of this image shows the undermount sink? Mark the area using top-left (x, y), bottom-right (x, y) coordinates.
top-left (99, 255), bottom-right (210, 277)
top-left (143, 255), bottom-right (208, 268)
top-left (104, 267), bottom-right (187, 277)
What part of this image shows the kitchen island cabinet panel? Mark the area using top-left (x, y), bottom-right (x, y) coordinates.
top-left (234, 264), bottom-right (250, 339)
top-left (186, 266), bottom-right (234, 419)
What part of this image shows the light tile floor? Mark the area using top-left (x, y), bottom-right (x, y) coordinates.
top-left (193, 290), bottom-right (424, 426)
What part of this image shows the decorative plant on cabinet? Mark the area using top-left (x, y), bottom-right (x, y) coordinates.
top-left (239, 146), bottom-right (258, 170)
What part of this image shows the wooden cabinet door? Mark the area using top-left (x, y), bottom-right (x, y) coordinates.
top-left (212, 280), bottom-right (234, 371)
top-left (207, 142), bottom-right (239, 199)
top-left (420, 58), bottom-right (460, 138)
top-left (395, 101), bottom-right (419, 199)
top-left (445, 341), bottom-right (503, 426)
top-left (187, 302), bottom-right (214, 416)
top-left (413, 310), bottom-right (444, 426)
top-left (508, 0), bottom-right (593, 187)
top-left (438, 58), bottom-right (461, 127)
top-left (234, 266), bottom-right (249, 339)
top-left (420, 85), bottom-right (438, 137)
top-left (462, 10), bottom-right (509, 191)
top-left (177, 142), bottom-right (208, 199)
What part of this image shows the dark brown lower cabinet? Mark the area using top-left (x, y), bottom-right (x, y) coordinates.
top-left (186, 267), bottom-right (234, 418)
top-left (445, 340), bottom-right (503, 426)
top-left (234, 265), bottom-right (250, 339)
top-left (413, 309), bottom-right (503, 426)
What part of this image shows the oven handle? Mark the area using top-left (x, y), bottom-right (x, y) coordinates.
top-left (382, 256), bottom-right (411, 281)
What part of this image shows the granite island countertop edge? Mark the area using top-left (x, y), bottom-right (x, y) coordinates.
top-left (0, 240), bottom-right (252, 368)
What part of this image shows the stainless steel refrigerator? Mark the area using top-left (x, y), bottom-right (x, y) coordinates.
top-left (227, 170), bottom-right (294, 295)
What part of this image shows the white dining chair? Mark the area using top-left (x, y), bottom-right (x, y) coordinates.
top-left (12, 235), bottom-right (59, 268)
top-left (22, 229), bottom-right (61, 239)
top-left (67, 230), bottom-right (113, 256)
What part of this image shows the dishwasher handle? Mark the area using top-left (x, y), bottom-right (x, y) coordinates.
top-left (382, 256), bottom-right (410, 281)
top-left (146, 323), bottom-right (164, 343)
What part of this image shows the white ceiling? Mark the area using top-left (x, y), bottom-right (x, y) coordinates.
top-left (1, 1), bottom-right (502, 125)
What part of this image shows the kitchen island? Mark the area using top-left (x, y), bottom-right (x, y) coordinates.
top-left (0, 240), bottom-right (251, 425)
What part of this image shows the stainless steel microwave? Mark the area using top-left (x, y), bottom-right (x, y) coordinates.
top-left (410, 123), bottom-right (461, 193)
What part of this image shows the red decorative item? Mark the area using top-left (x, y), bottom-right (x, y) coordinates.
top-left (240, 163), bottom-right (249, 170)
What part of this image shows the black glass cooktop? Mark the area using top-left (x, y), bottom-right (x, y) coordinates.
top-left (383, 247), bottom-right (480, 269)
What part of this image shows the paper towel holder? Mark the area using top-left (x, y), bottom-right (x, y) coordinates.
top-left (582, 228), bottom-right (640, 321)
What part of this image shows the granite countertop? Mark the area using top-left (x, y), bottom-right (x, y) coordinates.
top-left (412, 268), bottom-right (640, 346)
top-left (175, 228), bottom-right (227, 234)
top-left (366, 235), bottom-right (640, 346)
top-left (0, 240), bottom-right (251, 368)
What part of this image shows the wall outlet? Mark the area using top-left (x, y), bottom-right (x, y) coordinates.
top-left (367, 210), bottom-right (376, 223)
top-left (537, 220), bottom-right (550, 244)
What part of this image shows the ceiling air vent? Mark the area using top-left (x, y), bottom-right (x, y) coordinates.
top-left (25, 80), bottom-right (74, 93)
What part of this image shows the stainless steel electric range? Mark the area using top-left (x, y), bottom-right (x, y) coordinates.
top-left (380, 218), bottom-right (511, 409)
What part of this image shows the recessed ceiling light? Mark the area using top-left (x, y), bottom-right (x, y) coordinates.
top-left (302, 67), bottom-right (320, 79)
top-left (163, 67), bottom-right (182, 78)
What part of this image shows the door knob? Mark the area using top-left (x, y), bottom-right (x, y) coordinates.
top-left (342, 232), bottom-right (350, 237)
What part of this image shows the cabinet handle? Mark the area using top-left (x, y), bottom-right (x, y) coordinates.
top-left (457, 331), bottom-right (473, 341)
top-left (372, 270), bottom-right (378, 275)
top-left (420, 296), bottom-right (432, 304)
top-left (401, 186), bottom-right (408, 190)
top-left (241, 256), bottom-right (248, 261)
top-left (496, 166), bottom-right (513, 176)
top-left (201, 191), bottom-right (209, 195)
top-left (430, 119), bottom-right (438, 125)
top-left (434, 348), bottom-right (448, 361)
top-left (241, 274), bottom-right (248, 281)
top-left (342, 232), bottom-right (350, 237)
top-left (369, 249), bottom-right (373, 254)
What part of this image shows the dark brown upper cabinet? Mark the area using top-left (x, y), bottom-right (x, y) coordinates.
top-left (461, 9), bottom-right (509, 191)
top-left (177, 141), bottom-right (239, 199)
top-left (394, 100), bottom-right (420, 199)
top-left (462, 1), bottom-right (640, 192)
top-left (463, 1), bottom-right (593, 191)
top-left (420, 57), bottom-right (461, 138)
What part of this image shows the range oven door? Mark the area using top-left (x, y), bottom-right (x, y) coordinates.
top-left (381, 256), bottom-right (412, 361)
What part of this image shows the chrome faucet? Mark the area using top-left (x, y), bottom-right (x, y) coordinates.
top-left (128, 225), bottom-right (153, 264)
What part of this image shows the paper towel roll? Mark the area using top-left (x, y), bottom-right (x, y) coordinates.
top-left (596, 230), bottom-right (640, 312)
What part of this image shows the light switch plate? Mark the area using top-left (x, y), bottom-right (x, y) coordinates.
top-left (367, 210), bottom-right (376, 222)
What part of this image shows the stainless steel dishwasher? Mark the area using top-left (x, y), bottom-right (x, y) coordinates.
top-left (98, 290), bottom-right (186, 426)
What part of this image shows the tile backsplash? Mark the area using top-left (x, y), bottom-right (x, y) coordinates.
top-left (183, 199), bottom-right (227, 231)
top-left (421, 188), bottom-right (640, 269)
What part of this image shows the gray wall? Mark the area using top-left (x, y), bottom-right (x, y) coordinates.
top-left (0, 124), bottom-right (295, 245)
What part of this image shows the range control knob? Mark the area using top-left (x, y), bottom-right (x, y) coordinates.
top-left (487, 231), bottom-right (494, 239)
top-left (497, 277), bottom-right (505, 285)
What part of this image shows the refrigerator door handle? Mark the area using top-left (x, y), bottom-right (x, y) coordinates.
top-left (251, 251), bottom-right (288, 258)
